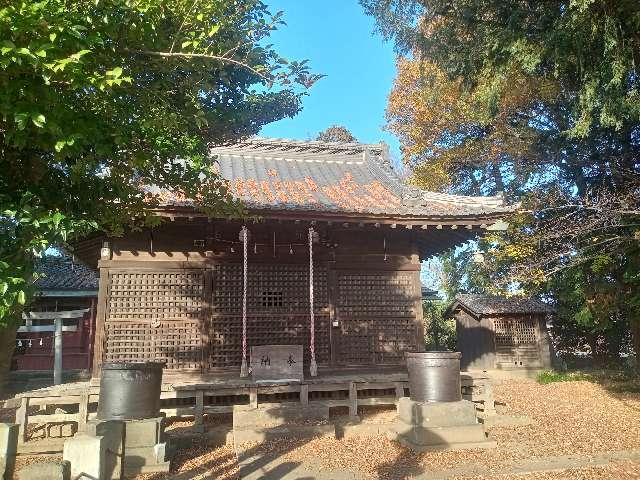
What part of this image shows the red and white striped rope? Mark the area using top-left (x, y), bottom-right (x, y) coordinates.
top-left (309, 227), bottom-right (317, 375)
top-left (241, 225), bottom-right (248, 376)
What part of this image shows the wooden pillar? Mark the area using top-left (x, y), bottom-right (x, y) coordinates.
top-left (394, 382), bottom-right (405, 400)
top-left (92, 266), bottom-right (110, 377)
top-left (54, 318), bottom-right (62, 385)
top-left (195, 390), bottom-right (205, 432)
top-left (86, 298), bottom-right (96, 373)
top-left (16, 397), bottom-right (29, 443)
top-left (327, 262), bottom-right (338, 366)
top-left (300, 384), bottom-right (309, 405)
top-left (249, 387), bottom-right (258, 409)
top-left (78, 391), bottom-right (89, 432)
top-left (348, 382), bottom-right (358, 419)
top-left (411, 245), bottom-right (425, 352)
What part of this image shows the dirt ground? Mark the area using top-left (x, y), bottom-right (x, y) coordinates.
top-left (16, 374), bottom-right (640, 479)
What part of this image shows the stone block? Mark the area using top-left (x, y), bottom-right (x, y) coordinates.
top-left (17, 460), bottom-right (70, 480)
top-left (87, 420), bottom-right (124, 479)
top-left (233, 403), bottom-right (329, 429)
top-left (124, 417), bottom-right (163, 448)
top-left (396, 422), bottom-right (489, 445)
top-left (390, 398), bottom-right (496, 452)
top-left (250, 345), bottom-right (303, 382)
top-left (233, 424), bottom-right (335, 445)
top-left (397, 398), bottom-right (478, 428)
top-left (0, 424), bottom-right (18, 480)
top-left (123, 444), bottom-right (170, 475)
top-left (63, 434), bottom-right (104, 480)
top-left (124, 445), bottom-right (160, 466)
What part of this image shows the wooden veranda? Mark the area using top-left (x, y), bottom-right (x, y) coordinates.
top-left (6, 368), bottom-right (495, 452)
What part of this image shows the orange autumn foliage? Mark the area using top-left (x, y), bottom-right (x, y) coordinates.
top-left (386, 58), bottom-right (558, 191)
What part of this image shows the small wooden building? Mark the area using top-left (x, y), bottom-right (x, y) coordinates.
top-left (13, 254), bottom-right (98, 372)
top-left (73, 138), bottom-right (512, 380)
top-left (447, 294), bottom-right (554, 371)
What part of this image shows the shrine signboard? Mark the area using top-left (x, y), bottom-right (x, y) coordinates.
top-left (250, 345), bottom-right (303, 382)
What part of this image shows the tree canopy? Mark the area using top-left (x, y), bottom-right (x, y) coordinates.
top-left (364, 0), bottom-right (640, 361)
top-left (316, 125), bottom-right (357, 143)
top-left (363, 0), bottom-right (640, 137)
top-left (0, 0), bottom-right (320, 324)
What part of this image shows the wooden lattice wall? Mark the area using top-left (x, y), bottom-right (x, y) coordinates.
top-left (208, 263), bottom-right (330, 370)
top-left (336, 270), bottom-right (420, 365)
top-left (493, 316), bottom-right (542, 367)
top-left (494, 317), bottom-right (537, 347)
top-left (103, 270), bottom-right (205, 371)
top-left (99, 263), bottom-right (421, 372)
top-left (96, 220), bottom-right (425, 374)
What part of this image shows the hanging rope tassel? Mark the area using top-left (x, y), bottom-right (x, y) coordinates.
top-left (240, 225), bottom-right (249, 378)
top-left (309, 227), bottom-right (318, 377)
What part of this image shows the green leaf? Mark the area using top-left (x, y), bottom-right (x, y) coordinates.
top-left (0, 39), bottom-right (15, 55)
top-left (181, 40), bottom-right (192, 48)
top-left (49, 33), bottom-right (57, 42)
top-left (14, 112), bottom-right (29, 130)
top-left (52, 211), bottom-right (64, 227)
top-left (17, 291), bottom-right (25, 305)
top-left (31, 114), bottom-right (46, 128)
top-left (208, 25), bottom-right (220, 36)
top-left (0, 283), bottom-right (7, 295)
top-left (106, 66), bottom-right (123, 78)
top-left (70, 49), bottom-right (91, 60)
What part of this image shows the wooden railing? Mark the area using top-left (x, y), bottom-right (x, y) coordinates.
top-left (5, 371), bottom-right (495, 450)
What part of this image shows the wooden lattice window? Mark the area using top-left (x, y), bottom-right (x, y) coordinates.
top-left (494, 318), bottom-right (537, 346)
top-left (337, 272), bottom-right (416, 317)
top-left (104, 320), bottom-right (202, 370)
top-left (336, 271), bottom-right (419, 365)
top-left (107, 271), bottom-right (204, 321)
top-left (261, 291), bottom-right (284, 307)
top-left (103, 270), bottom-right (205, 371)
top-left (208, 263), bottom-right (329, 369)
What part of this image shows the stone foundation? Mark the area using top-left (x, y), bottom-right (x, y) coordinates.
top-left (122, 417), bottom-right (170, 476)
top-left (233, 403), bottom-right (333, 445)
top-left (62, 417), bottom-right (171, 479)
top-left (389, 398), bottom-right (496, 451)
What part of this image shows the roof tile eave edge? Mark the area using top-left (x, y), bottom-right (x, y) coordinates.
top-left (153, 204), bottom-right (512, 223)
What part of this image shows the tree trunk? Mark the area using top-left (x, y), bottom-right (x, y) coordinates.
top-left (631, 319), bottom-right (640, 372)
top-left (0, 322), bottom-right (18, 398)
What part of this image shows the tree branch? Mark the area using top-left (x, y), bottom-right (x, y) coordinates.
top-left (124, 49), bottom-right (270, 82)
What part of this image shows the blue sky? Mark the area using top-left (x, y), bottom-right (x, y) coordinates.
top-left (260, 0), bottom-right (401, 164)
top-left (259, 2), bottom-right (446, 293)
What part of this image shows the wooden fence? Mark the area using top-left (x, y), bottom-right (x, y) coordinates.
top-left (5, 372), bottom-right (495, 451)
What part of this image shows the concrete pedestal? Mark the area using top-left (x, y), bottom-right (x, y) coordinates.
top-left (0, 424), bottom-right (18, 480)
top-left (123, 417), bottom-right (170, 476)
top-left (87, 420), bottom-right (125, 479)
top-left (389, 398), bottom-right (496, 451)
top-left (17, 461), bottom-right (70, 480)
top-left (233, 403), bottom-right (333, 445)
top-left (64, 417), bottom-right (170, 479)
top-left (63, 434), bottom-right (104, 480)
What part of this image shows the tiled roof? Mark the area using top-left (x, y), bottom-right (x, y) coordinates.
top-left (151, 137), bottom-right (512, 218)
top-left (34, 253), bottom-right (99, 292)
top-left (449, 294), bottom-right (554, 317)
top-left (421, 286), bottom-right (441, 301)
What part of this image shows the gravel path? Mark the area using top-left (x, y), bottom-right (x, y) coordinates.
top-left (160, 377), bottom-right (640, 479)
top-left (16, 375), bottom-right (640, 479)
